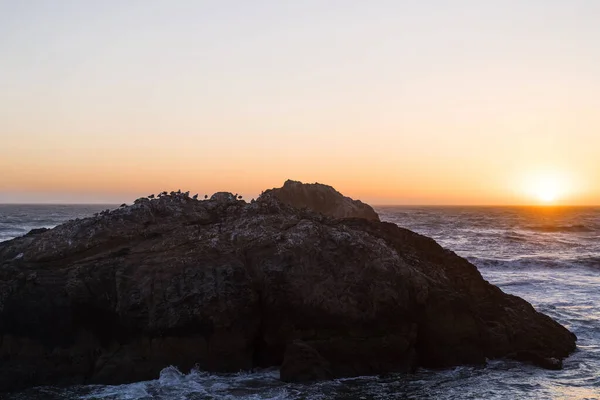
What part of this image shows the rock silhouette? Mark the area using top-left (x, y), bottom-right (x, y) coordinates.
top-left (262, 179), bottom-right (380, 221)
top-left (0, 182), bottom-right (576, 393)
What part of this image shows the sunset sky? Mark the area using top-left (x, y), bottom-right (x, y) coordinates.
top-left (1, 1), bottom-right (599, 205)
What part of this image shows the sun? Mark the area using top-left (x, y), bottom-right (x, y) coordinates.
top-left (516, 168), bottom-right (574, 205)
top-left (536, 184), bottom-right (558, 203)
top-left (524, 172), bottom-right (568, 205)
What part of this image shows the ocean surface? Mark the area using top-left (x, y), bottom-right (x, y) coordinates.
top-left (1, 204), bottom-right (599, 400)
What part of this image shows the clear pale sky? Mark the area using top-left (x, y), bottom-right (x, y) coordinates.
top-left (1, 0), bottom-right (599, 205)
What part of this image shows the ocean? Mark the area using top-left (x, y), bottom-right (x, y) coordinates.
top-left (1, 204), bottom-right (599, 400)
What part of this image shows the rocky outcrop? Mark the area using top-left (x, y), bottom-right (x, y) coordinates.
top-left (0, 187), bottom-right (576, 393)
top-left (210, 192), bottom-right (237, 202)
top-left (261, 180), bottom-right (380, 221)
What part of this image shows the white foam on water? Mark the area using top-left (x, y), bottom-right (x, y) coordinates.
top-left (78, 367), bottom-right (292, 400)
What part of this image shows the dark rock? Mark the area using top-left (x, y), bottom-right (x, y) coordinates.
top-left (25, 228), bottom-right (48, 236)
top-left (261, 180), bottom-right (380, 221)
top-left (280, 341), bottom-right (332, 382)
top-left (0, 184), bottom-right (576, 392)
top-left (509, 351), bottom-right (564, 370)
top-left (209, 192), bottom-right (237, 202)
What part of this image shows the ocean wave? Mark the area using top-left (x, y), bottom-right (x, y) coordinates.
top-left (503, 231), bottom-right (529, 242)
top-left (12, 360), bottom-right (600, 400)
top-left (0, 227), bottom-right (51, 243)
top-left (468, 256), bottom-right (600, 271)
top-left (0, 225), bottom-right (26, 233)
top-left (577, 256), bottom-right (600, 269)
top-left (524, 224), bottom-right (595, 233)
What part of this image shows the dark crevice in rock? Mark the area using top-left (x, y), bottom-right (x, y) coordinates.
top-left (251, 289), bottom-right (268, 368)
top-left (241, 248), bottom-right (270, 369)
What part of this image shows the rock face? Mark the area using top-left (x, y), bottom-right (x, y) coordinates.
top-left (280, 341), bottom-right (332, 382)
top-left (0, 187), bottom-right (576, 393)
top-left (262, 180), bottom-right (380, 221)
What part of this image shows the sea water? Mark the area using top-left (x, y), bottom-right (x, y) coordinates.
top-left (2, 205), bottom-right (599, 399)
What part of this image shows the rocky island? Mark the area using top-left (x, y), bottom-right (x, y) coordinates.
top-left (0, 181), bottom-right (576, 393)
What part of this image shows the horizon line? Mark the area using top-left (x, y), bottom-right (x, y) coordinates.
top-left (1, 202), bottom-right (599, 208)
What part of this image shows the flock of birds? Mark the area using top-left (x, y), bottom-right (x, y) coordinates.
top-left (93, 190), bottom-right (244, 218)
top-left (146, 190), bottom-right (207, 200)
top-left (143, 190), bottom-right (244, 201)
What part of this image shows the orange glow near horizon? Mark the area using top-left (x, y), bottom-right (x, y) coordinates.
top-left (0, 153), bottom-right (597, 205)
top-left (1, 112), bottom-right (598, 205)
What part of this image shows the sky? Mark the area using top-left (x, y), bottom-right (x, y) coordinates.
top-left (1, 0), bottom-right (599, 205)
